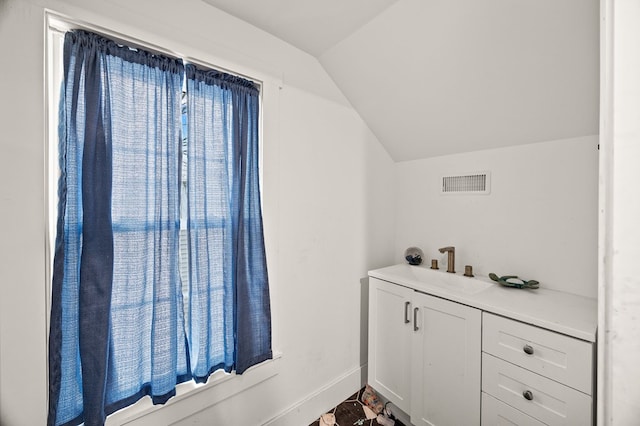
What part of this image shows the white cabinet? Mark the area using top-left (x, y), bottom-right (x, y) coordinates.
top-left (368, 264), bottom-right (597, 426)
top-left (481, 313), bottom-right (594, 425)
top-left (368, 277), bottom-right (481, 424)
top-left (368, 278), bottom-right (413, 413)
top-left (410, 291), bottom-right (481, 426)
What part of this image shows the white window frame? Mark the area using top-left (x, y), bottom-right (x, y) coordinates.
top-left (45, 11), bottom-right (282, 425)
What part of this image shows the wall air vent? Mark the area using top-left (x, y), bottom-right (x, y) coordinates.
top-left (441, 172), bottom-right (490, 195)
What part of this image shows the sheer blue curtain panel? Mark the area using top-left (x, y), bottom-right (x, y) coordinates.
top-left (185, 64), bottom-right (271, 377)
top-left (48, 30), bottom-right (186, 426)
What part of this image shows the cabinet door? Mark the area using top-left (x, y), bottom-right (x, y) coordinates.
top-left (368, 278), bottom-right (414, 413)
top-left (411, 292), bottom-right (481, 426)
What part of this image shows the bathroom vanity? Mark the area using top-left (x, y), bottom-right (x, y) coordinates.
top-left (368, 264), bottom-right (597, 426)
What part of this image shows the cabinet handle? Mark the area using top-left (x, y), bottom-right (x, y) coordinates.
top-left (523, 344), bottom-right (534, 355)
top-left (413, 307), bottom-right (419, 331)
top-left (404, 301), bottom-right (411, 324)
top-left (523, 390), bottom-right (534, 401)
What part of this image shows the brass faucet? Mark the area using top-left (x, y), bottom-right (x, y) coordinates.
top-left (438, 246), bottom-right (456, 273)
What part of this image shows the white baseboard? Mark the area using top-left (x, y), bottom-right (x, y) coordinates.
top-left (263, 364), bottom-right (367, 426)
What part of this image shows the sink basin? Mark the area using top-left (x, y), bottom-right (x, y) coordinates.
top-left (408, 265), bottom-right (494, 295)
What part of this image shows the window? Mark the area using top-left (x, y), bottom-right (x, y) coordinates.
top-left (46, 25), bottom-right (271, 426)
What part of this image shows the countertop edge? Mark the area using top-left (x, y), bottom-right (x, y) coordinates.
top-left (369, 265), bottom-right (597, 343)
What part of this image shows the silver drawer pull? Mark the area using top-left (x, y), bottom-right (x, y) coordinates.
top-left (523, 344), bottom-right (534, 355)
top-left (404, 301), bottom-right (411, 324)
top-left (523, 390), bottom-right (534, 401)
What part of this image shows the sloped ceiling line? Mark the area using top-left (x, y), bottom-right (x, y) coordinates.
top-left (202, 0), bottom-right (600, 161)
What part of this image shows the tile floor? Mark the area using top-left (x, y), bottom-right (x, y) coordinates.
top-left (309, 387), bottom-right (406, 426)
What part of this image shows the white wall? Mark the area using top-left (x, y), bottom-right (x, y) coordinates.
top-left (0, 0), bottom-right (396, 424)
top-left (394, 136), bottom-right (599, 299)
top-left (599, 0), bottom-right (640, 423)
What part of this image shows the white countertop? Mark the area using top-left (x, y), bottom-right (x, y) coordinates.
top-left (369, 264), bottom-right (598, 342)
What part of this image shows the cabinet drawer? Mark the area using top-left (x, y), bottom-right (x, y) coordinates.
top-left (482, 353), bottom-right (592, 425)
top-left (482, 392), bottom-right (545, 426)
top-left (482, 313), bottom-right (593, 394)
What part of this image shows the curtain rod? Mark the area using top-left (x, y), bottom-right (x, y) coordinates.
top-left (45, 10), bottom-right (264, 88)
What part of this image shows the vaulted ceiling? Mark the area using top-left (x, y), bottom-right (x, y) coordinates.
top-left (202, 0), bottom-right (599, 161)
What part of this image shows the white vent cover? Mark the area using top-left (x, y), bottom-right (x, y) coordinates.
top-left (441, 172), bottom-right (490, 195)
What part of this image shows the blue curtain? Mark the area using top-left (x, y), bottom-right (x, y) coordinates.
top-left (48, 31), bottom-right (187, 426)
top-left (185, 64), bottom-right (271, 377)
top-left (48, 31), bottom-right (271, 426)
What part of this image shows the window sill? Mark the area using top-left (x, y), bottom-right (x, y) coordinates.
top-left (106, 352), bottom-right (282, 425)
